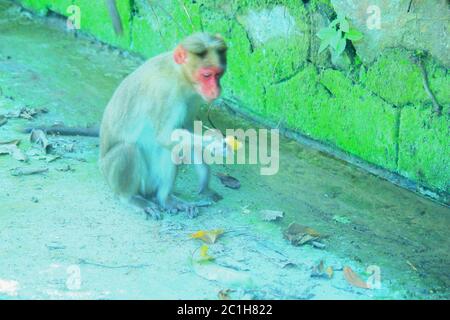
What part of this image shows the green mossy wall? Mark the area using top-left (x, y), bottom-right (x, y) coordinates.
top-left (15, 0), bottom-right (450, 198)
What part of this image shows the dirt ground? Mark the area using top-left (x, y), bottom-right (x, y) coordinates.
top-left (0, 1), bottom-right (449, 299)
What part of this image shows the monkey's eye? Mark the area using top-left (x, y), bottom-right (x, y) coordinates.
top-left (202, 73), bottom-right (212, 78)
top-left (196, 50), bottom-right (208, 59)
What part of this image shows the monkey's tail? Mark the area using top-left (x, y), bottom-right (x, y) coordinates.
top-left (21, 125), bottom-right (100, 137)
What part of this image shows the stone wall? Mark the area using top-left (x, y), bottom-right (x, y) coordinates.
top-left (14, 0), bottom-right (450, 201)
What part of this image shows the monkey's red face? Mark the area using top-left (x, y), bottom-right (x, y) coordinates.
top-left (174, 44), bottom-right (227, 103)
top-left (195, 66), bottom-right (224, 102)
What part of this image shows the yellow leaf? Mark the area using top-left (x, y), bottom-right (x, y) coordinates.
top-left (199, 244), bottom-right (214, 262)
top-left (191, 229), bottom-right (224, 244)
top-left (326, 266), bottom-right (334, 279)
top-left (225, 136), bottom-right (242, 151)
top-left (343, 266), bottom-right (369, 289)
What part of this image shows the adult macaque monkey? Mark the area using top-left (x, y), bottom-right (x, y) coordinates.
top-left (99, 32), bottom-right (228, 219)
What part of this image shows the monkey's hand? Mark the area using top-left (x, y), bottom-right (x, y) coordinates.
top-left (204, 136), bottom-right (233, 158)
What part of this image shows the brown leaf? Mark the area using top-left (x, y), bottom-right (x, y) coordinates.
top-left (283, 222), bottom-right (320, 246)
top-left (343, 266), bottom-right (369, 289)
top-left (215, 172), bottom-right (240, 189)
top-left (218, 289), bottom-right (233, 300)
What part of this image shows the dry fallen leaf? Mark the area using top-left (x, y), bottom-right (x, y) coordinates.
top-left (198, 245), bottom-right (214, 262)
top-left (215, 172), bottom-right (241, 189)
top-left (6, 106), bottom-right (48, 120)
top-left (0, 144), bottom-right (28, 162)
top-left (10, 166), bottom-right (48, 176)
top-left (0, 115), bottom-right (7, 127)
top-left (311, 260), bottom-right (324, 276)
top-left (343, 266), bottom-right (370, 289)
top-left (311, 260), bottom-right (333, 279)
top-left (283, 222), bottom-right (321, 246)
top-left (218, 289), bottom-right (234, 300)
top-left (191, 229), bottom-right (224, 244)
top-left (0, 139), bottom-right (20, 145)
top-left (30, 129), bottom-right (51, 153)
top-left (406, 260), bottom-right (418, 272)
top-left (260, 209), bottom-right (284, 222)
top-left (326, 266), bottom-right (334, 278)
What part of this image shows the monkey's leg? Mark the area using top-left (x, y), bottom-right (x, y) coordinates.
top-left (101, 143), bottom-right (162, 219)
top-left (129, 195), bottom-right (163, 220)
top-left (191, 144), bottom-right (223, 203)
top-left (195, 163), bottom-right (223, 202)
top-left (149, 148), bottom-right (201, 218)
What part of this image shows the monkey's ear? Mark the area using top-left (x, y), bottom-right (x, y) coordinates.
top-left (174, 45), bottom-right (188, 65)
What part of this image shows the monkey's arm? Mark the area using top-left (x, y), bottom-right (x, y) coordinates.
top-left (22, 125), bottom-right (99, 137)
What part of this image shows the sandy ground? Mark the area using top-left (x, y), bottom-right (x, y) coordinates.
top-left (0, 1), bottom-right (449, 299)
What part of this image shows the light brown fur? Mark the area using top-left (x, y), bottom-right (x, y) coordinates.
top-left (99, 33), bottom-right (227, 219)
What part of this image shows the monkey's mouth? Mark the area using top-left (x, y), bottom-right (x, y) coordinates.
top-left (198, 87), bottom-right (221, 102)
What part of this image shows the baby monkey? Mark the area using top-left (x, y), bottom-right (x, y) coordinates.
top-left (99, 32), bottom-right (228, 219)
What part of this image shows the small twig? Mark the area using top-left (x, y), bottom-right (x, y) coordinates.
top-left (415, 54), bottom-right (442, 115)
top-left (406, 260), bottom-right (418, 272)
top-left (145, 1), bottom-right (167, 50)
top-left (78, 258), bottom-right (152, 269)
top-left (407, 0), bottom-right (414, 13)
top-left (177, 0), bottom-right (195, 33)
top-left (105, 0), bottom-right (123, 36)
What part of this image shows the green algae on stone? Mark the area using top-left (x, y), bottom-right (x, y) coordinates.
top-left (365, 49), bottom-right (450, 107)
top-left (18, 0), bottom-right (49, 15)
top-left (398, 105), bottom-right (450, 193)
top-left (72, 0), bottom-right (132, 50)
top-left (319, 69), bottom-right (399, 171)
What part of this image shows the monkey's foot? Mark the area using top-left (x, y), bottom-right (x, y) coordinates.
top-left (182, 205), bottom-right (199, 219)
top-left (129, 195), bottom-right (163, 220)
top-left (164, 196), bottom-right (201, 218)
top-left (144, 206), bottom-right (163, 220)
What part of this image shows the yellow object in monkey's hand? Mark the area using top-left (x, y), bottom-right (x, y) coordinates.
top-left (224, 136), bottom-right (242, 151)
